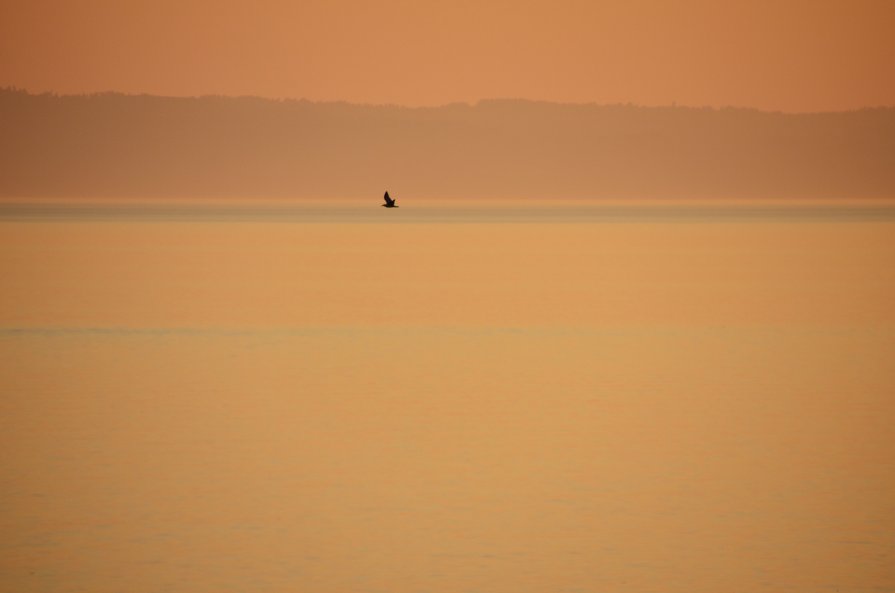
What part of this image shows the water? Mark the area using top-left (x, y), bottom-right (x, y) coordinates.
top-left (1, 201), bottom-right (894, 592)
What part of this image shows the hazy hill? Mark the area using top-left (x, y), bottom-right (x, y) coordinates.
top-left (2, 89), bottom-right (893, 199)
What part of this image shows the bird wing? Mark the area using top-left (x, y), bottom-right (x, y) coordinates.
top-left (384, 191), bottom-right (393, 205)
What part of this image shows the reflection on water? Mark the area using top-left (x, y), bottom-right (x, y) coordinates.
top-left (1, 203), bottom-right (894, 593)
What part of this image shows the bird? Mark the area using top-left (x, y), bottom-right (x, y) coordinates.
top-left (382, 191), bottom-right (398, 208)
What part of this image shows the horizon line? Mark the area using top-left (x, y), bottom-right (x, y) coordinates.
top-left (4, 86), bottom-right (894, 116)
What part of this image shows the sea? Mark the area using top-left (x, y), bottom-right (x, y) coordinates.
top-left (1, 199), bottom-right (894, 593)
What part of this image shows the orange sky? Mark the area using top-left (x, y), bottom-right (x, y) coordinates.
top-left (1, 0), bottom-right (892, 112)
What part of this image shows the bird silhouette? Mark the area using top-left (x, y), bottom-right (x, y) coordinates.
top-left (382, 191), bottom-right (398, 208)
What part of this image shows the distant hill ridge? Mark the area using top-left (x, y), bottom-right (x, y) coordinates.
top-left (2, 89), bottom-right (893, 199)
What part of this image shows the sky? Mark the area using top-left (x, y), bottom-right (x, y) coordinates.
top-left (1, 0), bottom-right (893, 112)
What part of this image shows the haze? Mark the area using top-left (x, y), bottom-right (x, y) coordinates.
top-left (3, 90), bottom-right (894, 200)
top-left (2, 0), bottom-right (894, 112)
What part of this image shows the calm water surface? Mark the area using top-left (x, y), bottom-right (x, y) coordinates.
top-left (1, 202), bottom-right (894, 592)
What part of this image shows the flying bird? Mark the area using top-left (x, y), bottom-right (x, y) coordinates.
top-left (382, 191), bottom-right (398, 208)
